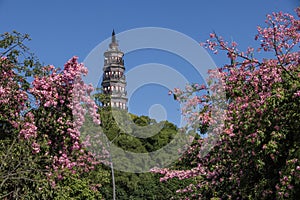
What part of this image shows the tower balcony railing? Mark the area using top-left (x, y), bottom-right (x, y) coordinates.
top-left (104, 58), bottom-right (124, 66)
top-left (111, 93), bottom-right (127, 99)
top-left (103, 90), bottom-right (127, 97)
top-left (103, 74), bottom-right (126, 81)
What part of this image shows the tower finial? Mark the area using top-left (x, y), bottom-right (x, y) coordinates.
top-left (112, 29), bottom-right (116, 43)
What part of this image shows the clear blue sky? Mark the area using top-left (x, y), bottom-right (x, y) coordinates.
top-left (0, 0), bottom-right (298, 126)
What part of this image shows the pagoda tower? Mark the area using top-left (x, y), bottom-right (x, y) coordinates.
top-left (101, 30), bottom-right (128, 110)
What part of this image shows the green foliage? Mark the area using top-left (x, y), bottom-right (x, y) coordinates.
top-left (51, 173), bottom-right (103, 200)
top-left (100, 169), bottom-right (192, 200)
top-left (0, 31), bottom-right (43, 89)
top-left (0, 138), bottom-right (51, 199)
top-left (99, 108), bottom-right (179, 153)
top-left (98, 108), bottom-right (191, 199)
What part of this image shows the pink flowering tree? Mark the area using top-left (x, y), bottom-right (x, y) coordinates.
top-left (30, 56), bottom-right (102, 180)
top-left (0, 32), bottom-right (108, 199)
top-left (0, 32), bottom-right (48, 198)
top-left (153, 8), bottom-right (300, 199)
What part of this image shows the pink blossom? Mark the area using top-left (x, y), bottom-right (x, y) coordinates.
top-left (294, 90), bottom-right (300, 97)
top-left (32, 142), bottom-right (40, 154)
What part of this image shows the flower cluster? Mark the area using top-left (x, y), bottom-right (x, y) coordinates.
top-left (0, 57), bottom-right (29, 127)
top-left (1, 56), bottom-right (103, 184)
top-left (29, 57), bottom-right (102, 180)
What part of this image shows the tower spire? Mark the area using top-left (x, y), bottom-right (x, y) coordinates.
top-left (112, 29), bottom-right (116, 43)
top-left (109, 29), bottom-right (118, 50)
